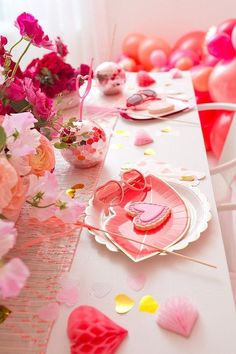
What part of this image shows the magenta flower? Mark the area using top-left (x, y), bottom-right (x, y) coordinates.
top-left (4, 77), bottom-right (25, 101)
top-left (55, 36), bottom-right (68, 58)
top-left (24, 78), bottom-right (55, 119)
top-left (2, 112), bottom-right (41, 157)
top-left (0, 220), bottom-right (17, 258)
top-left (0, 258), bottom-right (30, 299)
top-left (15, 12), bottom-right (54, 50)
top-left (0, 35), bottom-right (7, 65)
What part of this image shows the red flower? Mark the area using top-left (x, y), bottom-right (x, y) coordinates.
top-left (4, 77), bottom-right (25, 101)
top-left (55, 37), bottom-right (68, 58)
top-left (24, 78), bottom-right (55, 119)
top-left (0, 36), bottom-right (8, 66)
top-left (15, 12), bottom-right (54, 50)
top-left (25, 52), bottom-right (76, 98)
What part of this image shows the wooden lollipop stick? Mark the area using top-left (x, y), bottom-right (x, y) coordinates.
top-left (76, 220), bottom-right (217, 269)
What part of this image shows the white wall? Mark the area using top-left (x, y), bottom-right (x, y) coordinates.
top-left (105, 0), bottom-right (236, 59)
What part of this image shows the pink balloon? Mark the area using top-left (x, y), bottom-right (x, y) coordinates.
top-left (150, 50), bottom-right (167, 68)
top-left (202, 54), bottom-right (220, 67)
top-left (169, 49), bottom-right (199, 68)
top-left (209, 58), bottom-right (236, 103)
top-left (231, 25), bottom-right (236, 51)
top-left (207, 32), bottom-right (236, 60)
top-left (218, 18), bottom-right (236, 35)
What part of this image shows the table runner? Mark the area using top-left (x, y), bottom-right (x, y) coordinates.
top-left (0, 112), bottom-right (117, 354)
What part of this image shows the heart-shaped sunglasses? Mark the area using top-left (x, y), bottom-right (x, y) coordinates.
top-left (126, 89), bottom-right (157, 108)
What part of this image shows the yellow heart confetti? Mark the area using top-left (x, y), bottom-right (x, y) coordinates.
top-left (115, 129), bottom-right (130, 137)
top-left (115, 294), bottom-right (135, 314)
top-left (0, 305), bottom-right (11, 324)
top-left (180, 175), bottom-right (195, 182)
top-left (121, 163), bottom-right (131, 171)
top-left (161, 127), bottom-right (172, 133)
top-left (66, 188), bottom-right (76, 198)
top-left (144, 148), bottom-right (156, 156)
top-left (112, 143), bottom-right (124, 150)
top-left (139, 295), bottom-right (159, 313)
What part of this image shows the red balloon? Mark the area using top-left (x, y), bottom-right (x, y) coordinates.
top-left (138, 37), bottom-right (170, 70)
top-left (217, 18), bottom-right (236, 35)
top-left (210, 111), bottom-right (234, 158)
top-left (122, 33), bottom-right (146, 61)
top-left (209, 58), bottom-right (236, 103)
top-left (172, 31), bottom-right (206, 57)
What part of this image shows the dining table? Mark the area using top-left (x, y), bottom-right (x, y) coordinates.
top-left (1, 72), bottom-right (236, 354)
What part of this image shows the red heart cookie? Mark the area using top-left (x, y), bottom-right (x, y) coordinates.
top-left (67, 305), bottom-right (128, 354)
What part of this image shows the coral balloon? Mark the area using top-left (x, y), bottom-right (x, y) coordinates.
top-left (175, 57), bottom-right (193, 70)
top-left (173, 31), bottom-right (205, 57)
top-left (138, 37), bottom-right (170, 70)
top-left (169, 49), bottom-right (199, 68)
top-left (209, 58), bottom-right (236, 103)
top-left (218, 18), bottom-right (236, 35)
top-left (210, 111), bottom-right (234, 158)
top-left (192, 66), bottom-right (213, 92)
top-left (207, 32), bottom-right (235, 60)
top-left (122, 33), bottom-right (146, 61)
top-left (150, 50), bottom-right (167, 68)
top-left (231, 25), bottom-right (236, 51)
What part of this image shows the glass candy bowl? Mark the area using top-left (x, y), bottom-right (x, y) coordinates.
top-left (60, 119), bottom-right (107, 168)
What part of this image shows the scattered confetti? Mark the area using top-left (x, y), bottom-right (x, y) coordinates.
top-left (180, 175), bottom-right (195, 182)
top-left (66, 188), bottom-right (76, 198)
top-left (112, 143), bottom-right (125, 150)
top-left (115, 129), bottom-right (130, 137)
top-left (161, 127), bottom-right (172, 133)
top-left (37, 302), bottom-right (60, 322)
top-left (121, 163), bottom-right (131, 170)
top-left (115, 294), bottom-right (135, 314)
top-left (56, 286), bottom-right (79, 307)
top-left (91, 282), bottom-right (113, 299)
top-left (0, 305), bottom-right (11, 324)
top-left (139, 295), bottom-right (159, 313)
top-left (127, 273), bottom-right (146, 291)
top-left (144, 148), bottom-right (156, 156)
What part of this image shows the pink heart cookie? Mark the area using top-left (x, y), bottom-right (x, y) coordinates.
top-left (125, 202), bottom-right (171, 231)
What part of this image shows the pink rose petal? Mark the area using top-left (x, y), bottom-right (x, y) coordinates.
top-left (37, 302), bottom-right (60, 321)
top-left (56, 286), bottom-right (79, 307)
top-left (127, 273), bottom-right (147, 291)
top-left (134, 129), bottom-right (154, 146)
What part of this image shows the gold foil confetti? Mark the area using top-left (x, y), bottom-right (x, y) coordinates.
top-left (115, 294), bottom-right (135, 314)
top-left (161, 127), bottom-right (172, 133)
top-left (72, 183), bottom-right (85, 190)
top-left (115, 129), bottom-right (130, 137)
top-left (139, 295), bottom-right (159, 313)
top-left (144, 148), bottom-right (156, 156)
top-left (0, 305), bottom-right (11, 324)
top-left (66, 188), bottom-right (76, 198)
top-left (180, 175), bottom-right (195, 182)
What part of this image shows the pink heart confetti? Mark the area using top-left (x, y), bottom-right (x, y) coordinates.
top-left (91, 282), bottom-right (113, 298)
top-left (56, 286), bottom-right (79, 307)
top-left (37, 302), bottom-right (60, 322)
top-left (127, 272), bottom-right (146, 291)
top-left (134, 129), bottom-right (154, 146)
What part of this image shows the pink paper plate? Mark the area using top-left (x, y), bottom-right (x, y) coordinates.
top-left (104, 175), bottom-right (190, 262)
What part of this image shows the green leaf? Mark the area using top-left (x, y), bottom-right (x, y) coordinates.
top-left (0, 126), bottom-right (7, 151)
top-left (54, 142), bottom-right (68, 149)
top-left (10, 99), bottom-right (30, 112)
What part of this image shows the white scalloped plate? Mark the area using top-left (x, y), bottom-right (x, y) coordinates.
top-left (85, 179), bottom-right (211, 259)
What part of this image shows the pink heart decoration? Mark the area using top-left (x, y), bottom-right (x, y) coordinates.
top-left (56, 286), bottom-right (79, 307)
top-left (67, 305), bottom-right (128, 354)
top-left (134, 129), bottom-right (154, 146)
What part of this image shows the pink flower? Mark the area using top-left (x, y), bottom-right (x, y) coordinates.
top-left (0, 157), bottom-right (18, 213)
top-left (55, 194), bottom-right (85, 223)
top-left (2, 112), bottom-right (41, 157)
top-left (28, 135), bottom-right (55, 176)
top-left (0, 258), bottom-right (30, 299)
top-left (55, 36), bottom-right (68, 58)
top-left (4, 77), bottom-right (25, 101)
top-left (15, 12), bottom-right (54, 50)
top-left (0, 220), bottom-right (17, 258)
top-left (27, 172), bottom-right (58, 221)
top-left (24, 77), bottom-right (55, 119)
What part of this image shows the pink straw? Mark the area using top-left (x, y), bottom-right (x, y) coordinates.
top-left (76, 58), bottom-right (94, 122)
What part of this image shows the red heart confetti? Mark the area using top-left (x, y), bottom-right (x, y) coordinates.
top-left (136, 70), bottom-right (156, 87)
